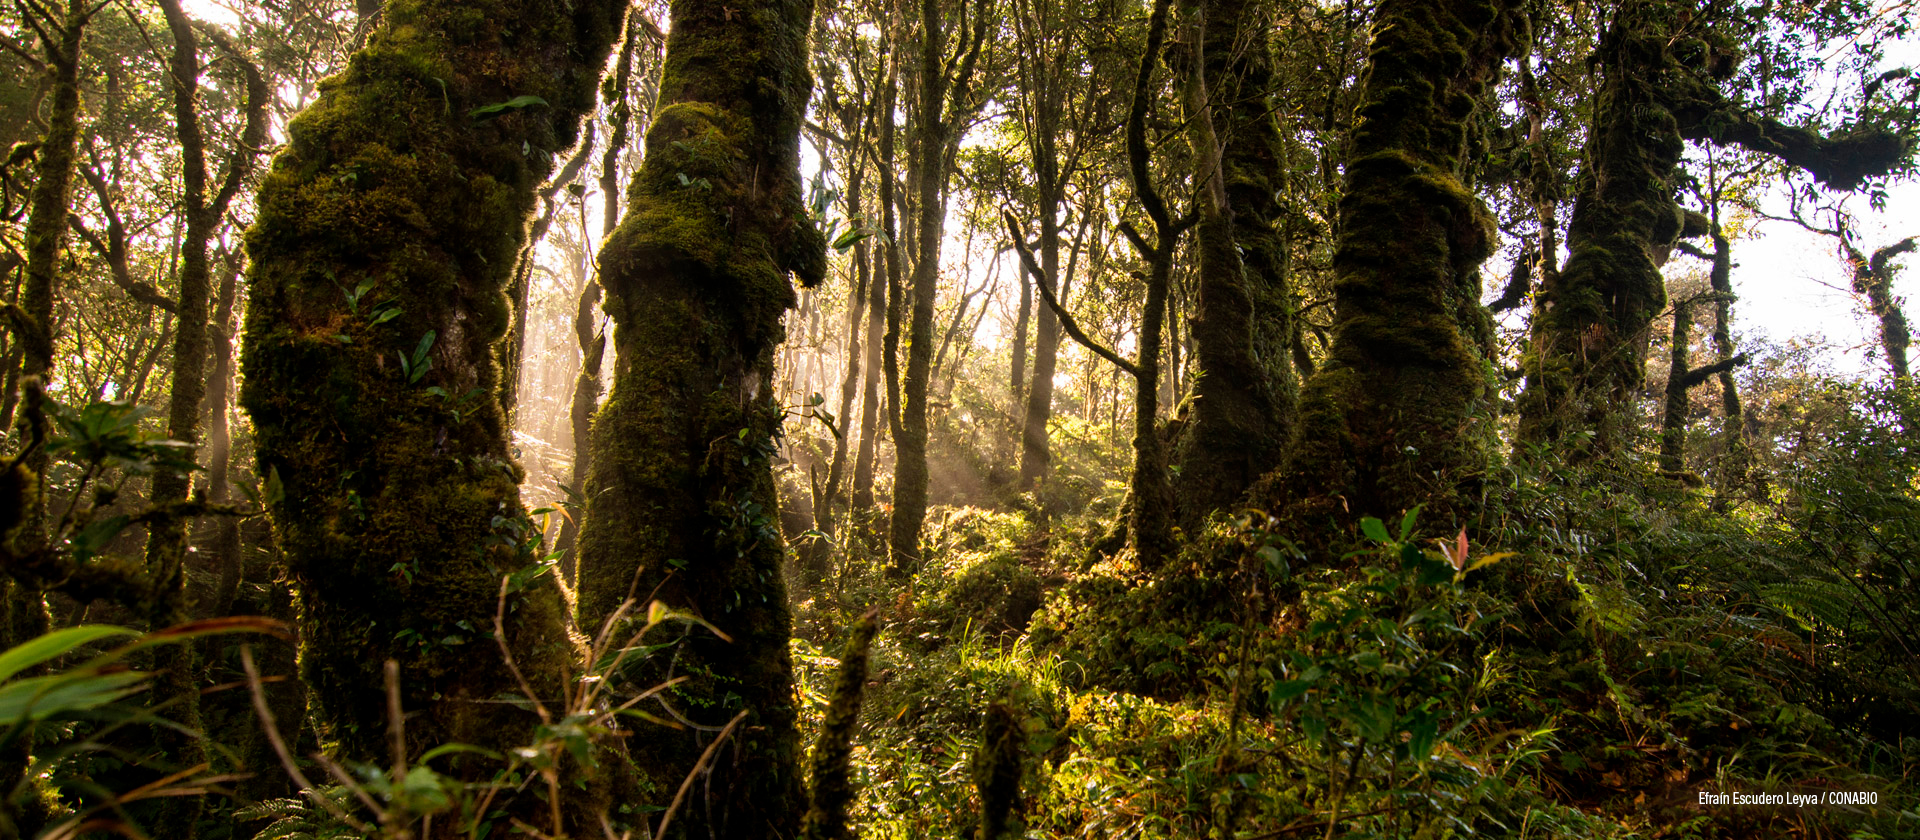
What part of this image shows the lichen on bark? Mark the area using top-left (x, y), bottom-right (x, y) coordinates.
top-left (238, 0), bottom-right (622, 811)
top-left (571, 1), bottom-right (824, 836)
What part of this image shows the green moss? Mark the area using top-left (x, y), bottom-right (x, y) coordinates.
top-left (238, 0), bottom-right (623, 829)
top-left (1274, 0), bottom-right (1519, 528)
top-left (569, 3), bottom-right (823, 837)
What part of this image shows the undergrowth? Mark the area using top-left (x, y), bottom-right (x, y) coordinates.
top-left (787, 393), bottom-right (1920, 839)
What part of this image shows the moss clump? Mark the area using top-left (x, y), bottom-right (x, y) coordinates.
top-left (906, 508), bottom-right (1047, 647)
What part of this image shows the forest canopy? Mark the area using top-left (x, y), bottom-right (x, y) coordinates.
top-left (0, 0), bottom-right (1918, 837)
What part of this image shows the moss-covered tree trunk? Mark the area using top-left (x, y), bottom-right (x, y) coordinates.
top-left (554, 17), bottom-right (650, 573)
top-left (1277, 0), bottom-right (1523, 524)
top-left (571, 0), bottom-right (825, 835)
top-left (1846, 237), bottom-right (1916, 383)
top-left (0, 10), bottom-right (87, 826)
top-left (891, 0), bottom-right (986, 573)
top-left (1705, 222), bottom-right (1753, 503)
top-left (1518, 0), bottom-right (1907, 456)
top-left (147, 0), bottom-right (267, 624)
top-left (1123, 0), bottom-right (1184, 569)
top-left (240, 0), bottom-right (622, 790)
top-left (1516, 2), bottom-right (1682, 456)
top-left (1174, 0), bottom-right (1296, 523)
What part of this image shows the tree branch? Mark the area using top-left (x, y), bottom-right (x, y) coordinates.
top-left (1003, 209), bottom-right (1139, 377)
top-left (1679, 352), bottom-right (1750, 389)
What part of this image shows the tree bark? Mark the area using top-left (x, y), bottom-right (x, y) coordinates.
top-left (571, 0), bottom-right (825, 835)
top-left (239, 0), bottom-right (623, 821)
top-left (1519, 0), bottom-right (1907, 455)
top-left (1174, 0), bottom-right (1296, 523)
top-left (1277, 0), bottom-right (1523, 525)
top-left (890, 0), bottom-right (988, 573)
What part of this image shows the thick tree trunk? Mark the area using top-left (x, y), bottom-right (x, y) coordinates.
top-left (240, 0), bottom-right (623, 816)
top-left (1174, 0), bottom-right (1295, 523)
top-left (1278, 0), bottom-right (1522, 525)
top-left (1518, 3), bottom-right (1682, 457)
top-left (571, 1), bottom-right (825, 835)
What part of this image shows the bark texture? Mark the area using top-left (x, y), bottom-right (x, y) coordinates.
top-left (1175, 0), bottom-right (1296, 522)
top-left (1278, 0), bottom-right (1524, 524)
top-left (571, 0), bottom-right (824, 835)
top-left (239, 0), bottom-right (622, 794)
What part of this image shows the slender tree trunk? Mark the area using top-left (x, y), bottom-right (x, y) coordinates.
top-left (1008, 253), bottom-right (1030, 459)
top-left (890, 0), bottom-right (950, 573)
top-left (1705, 219), bottom-right (1754, 505)
top-left (15, 0), bottom-right (86, 441)
top-left (1659, 299), bottom-right (1695, 475)
top-left (555, 14), bottom-right (647, 572)
top-left (0, 10), bottom-right (87, 829)
top-left (206, 254), bottom-right (244, 616)
top-left (572, 1), bottom-right (824, 835)
top-left (853, 207), bottom-right (887, 509)
top-left (1018, 204), bottom-right (1061, 490)
top-left (1121, 0), bottom-right (1183, 568)
top-left (148, 0), bottom-right (268, 624)
top-left (1848, 237), bottom-right (1916, 383)
top-left (240, 2), bottom-right (623, 826)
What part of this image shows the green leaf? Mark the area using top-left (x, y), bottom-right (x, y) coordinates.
top-left (0, 670), bottom-right (149, 725)
top-left (1360, 516), bottom-right (1391, 544)
top-left (1398, 505), bottom-right (1421, 542)
top-left (469, 95), bottom-right (549, 120)
top-left (0, 626), bottom-right (137, 684)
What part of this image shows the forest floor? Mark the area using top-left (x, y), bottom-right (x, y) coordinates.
top-left (784, 491), bottom-right (1919, 839)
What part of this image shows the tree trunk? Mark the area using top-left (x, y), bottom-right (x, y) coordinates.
top-left (239, 0), bottom-right (623, 821)
top-left (853, 200), bottom-right (888, 509)
top-left (1519, 0), bottom-right (1906, 455)
top-left (1848, 237), bottom-right (1916, 383)
top-left (148, 0), bottom-right (267, 625)
top-left (571, 0), bottom-right (825, 835)
top-left (1278, 0), bottom-right (1522, 525)
top-left (891, 0), bottom-right (986, 574)
top-left (1121, 0), bottom-right (1183, 568)
top-left (1174, 0), bottom-right (1295, 523)
top-left (554, 14), bottom-right (648, 573)
top-left (1658, 299), bottom-right (1694, 475)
